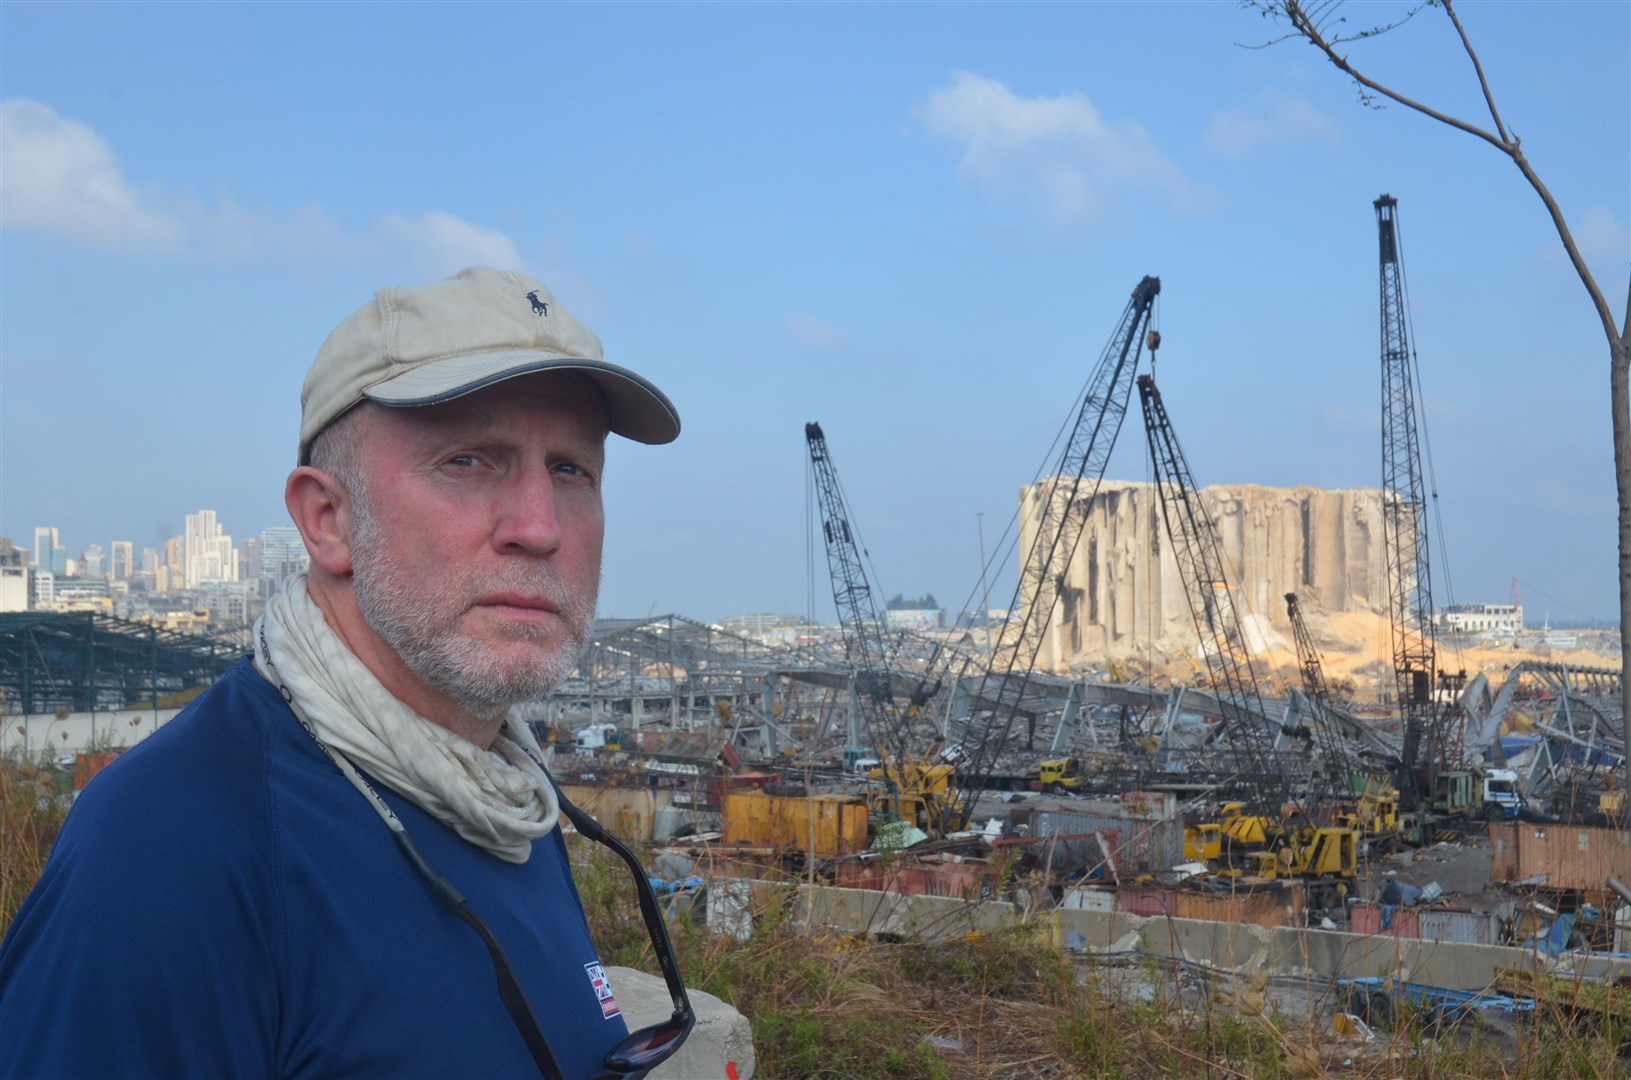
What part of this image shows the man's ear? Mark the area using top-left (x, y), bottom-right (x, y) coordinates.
top-left (286, 466), bottom-right (354, 576)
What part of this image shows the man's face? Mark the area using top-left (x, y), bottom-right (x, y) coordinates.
top-left (344, 372), bottom-right (608, 720)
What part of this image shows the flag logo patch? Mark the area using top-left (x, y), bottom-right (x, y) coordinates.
top-left (585, 961), bottom-right (620, 1019)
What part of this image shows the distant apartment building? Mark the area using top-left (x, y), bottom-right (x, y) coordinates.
top-left (255, 526), bottom-right (309, 597)
top-left (31, 571), bottom-right (54, 609)
top-left (165, 537), bottom-right (184, 588)
top-left (241, 537), bottom-right (262, 582)
top-left (110, 540), bottom-right (134, 580)
top-left (48, 577), bottom-right (113, 612)
top-left (1439, 602), bottom-right (1523, 635)
top-left (183, 510), bottom-right (239, 587)
top-left (199, 582), bottom-right (258, 627)
top-left (81, 543), bottom-right (105, 579)
top-left (0, 566), bottom-right (26, 612)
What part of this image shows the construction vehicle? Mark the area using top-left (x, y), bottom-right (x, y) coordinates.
top-left (865, 758), bottom-right (956, 833)
top-left (938, 276), bottom-right (1162, 832)
top-left (1375, 195), bottom-right (1468, 807)
top-left (1285, 591), bottom-right (1403, 847)
top-left (1431, 767), bottom-right (1520, 822)
top-left (805, 421), bottom-right (916, 770)
top-left (1036, 756), bottom-right (1084, 793)
top-left (1140, 375), bottom-right (1362, 898)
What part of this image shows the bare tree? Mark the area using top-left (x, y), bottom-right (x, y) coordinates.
top-left (1244, 0), bottom-right (1631, 804)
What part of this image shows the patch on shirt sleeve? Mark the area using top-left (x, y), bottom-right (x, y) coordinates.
top-left (585, 961), bottom-right (620, 1019)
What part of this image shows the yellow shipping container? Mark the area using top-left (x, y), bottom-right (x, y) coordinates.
top-left (723, 791), bottom-right (869, 857)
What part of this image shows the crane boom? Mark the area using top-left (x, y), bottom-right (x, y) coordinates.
top-left (1376, 194), bottom-right (1445, 805)
top-left (805, 421), bottom-right (908, 763)
top-left (1138, 373), bottom-right (1291, 809)
top-left (941, 275), bottom-right (1161, 830)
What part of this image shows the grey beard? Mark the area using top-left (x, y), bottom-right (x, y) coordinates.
top-left (348, 491), bottom-right (596, 722)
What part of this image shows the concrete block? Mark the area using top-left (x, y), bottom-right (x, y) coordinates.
top-left (609, 966), bottom-right (755, 1080)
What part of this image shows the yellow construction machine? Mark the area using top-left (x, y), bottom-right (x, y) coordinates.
top-left (866, 759), bottom-right (956, 834)
top-left (1183, 802), bottom-right (1359, 909)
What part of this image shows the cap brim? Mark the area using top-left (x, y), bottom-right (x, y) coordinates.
top-left (363, 350), bottom-right (680, 445)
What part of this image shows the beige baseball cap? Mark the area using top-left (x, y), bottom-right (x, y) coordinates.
top-left (298, 266), bottom-right (680, 463)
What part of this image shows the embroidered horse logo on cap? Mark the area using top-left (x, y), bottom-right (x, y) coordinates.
top-left (527, 290), bottom-right (549, 317)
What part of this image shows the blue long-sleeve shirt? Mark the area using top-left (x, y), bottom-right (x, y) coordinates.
top-left (0, 657), bottom-right (629, 1078)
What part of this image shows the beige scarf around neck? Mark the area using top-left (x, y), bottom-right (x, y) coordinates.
top-left (254, 574), bottom-right (559, 864)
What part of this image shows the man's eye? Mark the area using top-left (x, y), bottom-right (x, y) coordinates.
top-left (446, 454), bottom-right (482, 468)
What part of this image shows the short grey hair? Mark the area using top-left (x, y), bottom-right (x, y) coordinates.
top-left (306, 404), bottom-right (372, 496)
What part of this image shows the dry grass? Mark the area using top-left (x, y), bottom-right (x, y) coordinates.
top-left (572, 841), bottom-right (1631, 1080)
top-left (0, 751), bottom-right (71, 931)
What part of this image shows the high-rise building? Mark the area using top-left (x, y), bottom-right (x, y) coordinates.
top-left (257, 527), bottom-right (309, 597)
top-left (241, 538), bottom-right (262, 583)
top-left (0, 538), bottom-right (25, 568)
top-left (110, 540), bottom-right (134, 581)
top-left (183, 510), bottom-right (239, 587)
top-left (33, 526), bottom-right (67, 576)
top-left (141, 547), bottom-right (161, 575)
top-left (81, 544), bottom-right (105, 579)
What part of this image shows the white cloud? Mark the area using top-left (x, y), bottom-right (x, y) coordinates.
top-left (0, 99), bottom-right (185, 250)
top-left (788, 312), bottom-right (848, 351)
top-left (915, 71), bottom-right (1209, 224)
top-left (1202, 92), bottom-right (1341, 157)
top-left (1, 99), bottom-right (522, 274)
top-left (380, 211), bottom-right (523, 276)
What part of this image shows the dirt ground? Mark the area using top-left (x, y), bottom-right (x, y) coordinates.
top-left (1111, 608), bottom-right (1618, 708)
top-left (1361, 831), bottom-right (1498, 909)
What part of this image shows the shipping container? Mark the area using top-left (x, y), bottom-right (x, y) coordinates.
top-left (833, 855), bottom-right (990, 900)
top-left (1418, 907), bottom-right (1501, 946)
top-left (1490, 822), bottom-right (1631, 892)
top-left (1061, 885), bottom-right (1118, 912)
top-left (1349, 902), bottom-right (1421, 938)
top-left (991, 832), bottom-right (1113, 881)
top-left (561, 784), bottom-right (659, 841)
top-left (1113, 881), bottom-right (1302, 928)
top-left (722, 790), bottom-right (869, 857)
top-left (1174, 881), bottom-right (1303, 929)
top-left (1013, 807), bottom-right (1185, 875)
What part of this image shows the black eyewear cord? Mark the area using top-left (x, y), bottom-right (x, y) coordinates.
top-left (259, 629), bottom-right (694, 1080)
top-left (394, 775), bottom-right (696, 1080)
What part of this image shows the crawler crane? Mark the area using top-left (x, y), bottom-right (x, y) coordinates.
top-left (1375, 194), bottom-right (1468, 808)
top-left (1286, 592), bottom-right (1400, 847)
top-left (805, 421), bottom-right (950, 831)
top-left (938, 276), bottom-right (1162, 831)
top-left (1138, 375), bottom-right (1358, 909)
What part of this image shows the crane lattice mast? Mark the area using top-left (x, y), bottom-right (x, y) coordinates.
top-left (1376, 194), bottom-right (1447, 805)
top-left (805, 421), bottom-right (910, 765)
top-left (1285, 592), bottom-right (1360, 818)
top-left (940, 275), bottom-right (1161, 830)
top-left (1138, 373), bottom-right (1293, 809)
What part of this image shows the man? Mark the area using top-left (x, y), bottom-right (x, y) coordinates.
top-left (0, 267), bottom-right (685, 1077)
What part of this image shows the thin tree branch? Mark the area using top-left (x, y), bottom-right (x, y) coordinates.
top-left (1502, 146), bottom-right (1621, 349)
top-left (1442, 0), bottom-right (1512, 145)
top-left (1285, 0), bottom-right (1510, 153)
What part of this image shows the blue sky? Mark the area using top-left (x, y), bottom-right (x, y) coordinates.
top-left (2, 1), bottom-right (1626, 625)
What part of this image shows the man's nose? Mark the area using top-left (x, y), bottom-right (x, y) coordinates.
top-left (492, 471), bottom-right (563, 555)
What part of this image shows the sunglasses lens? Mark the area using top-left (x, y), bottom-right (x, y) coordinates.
top-left (605, 1020), bottom-right (691, 1069)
